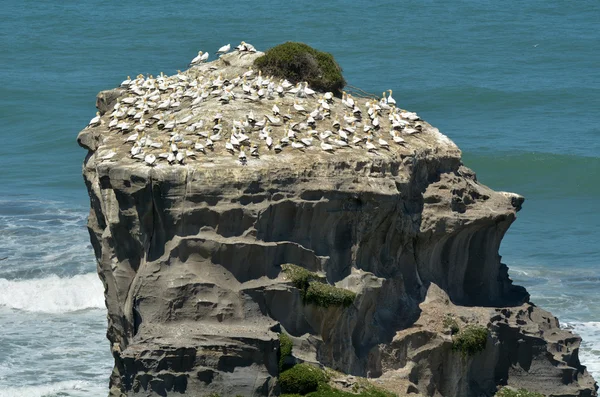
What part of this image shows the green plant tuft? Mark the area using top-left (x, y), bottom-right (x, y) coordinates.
top-left (443, 314), bottom-right (460, 335)
top-left (304, 282), bottom-right (356, 308)
top-left (254, 42), bottom-right (346, 96)
top-left (279, 363), bottom-right (328, 395)
top-left (279, 332), bottom-right (294, 372)
top-left (495, 387), bottom-right (544, 397)
top-left (282, 264), bottom-right (323, 291)
top-left (281, 264), bottom-right (356, 308)
top-left (452, 325), bottom-right (489, 357)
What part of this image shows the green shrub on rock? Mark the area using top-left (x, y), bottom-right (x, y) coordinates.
top-left (304, 282), bottom-right (356, 308)
top-left (495, 387), bottom-right (544, 397)
top-left (443, 314), bottom-right (460, 335)
top-left (279, 363), bottom-right (328, 395)
top-left (254, 42), bottom-right (346, 96)
top-left (452, 325), bottom-right (488, 356)
top-left (279, 332), bottom-right (294, 372)
top-left (281, 264), bottom-right (356, 308)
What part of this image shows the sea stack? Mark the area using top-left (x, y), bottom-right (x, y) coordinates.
top-left (77, 44), bottom-right (597, 396)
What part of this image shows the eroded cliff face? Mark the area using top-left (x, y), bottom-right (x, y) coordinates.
top-left (78, 50), bottom-right (596, 396)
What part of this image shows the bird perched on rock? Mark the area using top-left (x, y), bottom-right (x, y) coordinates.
top-left (216, 44), bottom-right (231, 55)
top-left (190, 51), bottom-right (209, 65)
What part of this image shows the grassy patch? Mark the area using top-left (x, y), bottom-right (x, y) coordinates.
top-left (452, 325), bottom-right (488, 357)
top-left (495, 388), bottom-right (544, 397)
top-left (281, 264), bottom-right (356, 308)
top-left (280, 365), bottom-right (396, 397)
top-left (443, 314), bottom-right (460, 335)
top-left (254, 42), bottom-right (346, 96)
top-left (279, 332), bottom-right (294, 372)
top-left (305, 282), bottom-right (356, 308)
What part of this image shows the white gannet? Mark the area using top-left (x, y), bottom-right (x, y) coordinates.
top-left (393, 135), bottom-right (406, 144)
top-left (303, 82), bottom-right (316, 97)
top-left (225, 141), bottom-right (235, 153)
top-left (216, 43), bottom-right (231, 55)
top-left (366, 140), bottom-right (377, 152)
top-left (291, 142), bottom-right (305, 150)
top-left (88, 112), bottom-right (101, 127)
top-left (378, 138), bottom-right (390, 150)
top-left (293, 100), bottom-right (306, 113)
top-left (333, 139), bottom-right (349, 147)
top-left (101, 151), bottom-right (116, 160)
top-left (320, 141), bottom-right (334, 153)
top-left (125, 133), bottom-right (139, 143)
top-left (272, 104), bottom-right (280, 115)
top-left (176, 151), bottom-right (185, 164)
top-left (238, 150), bottom-right (247, 163)
top-left (190, 51), bottom-right (209, 65)
top-left (386, 89), bottom-right (396, 106)
top-left (130, 145), bottom-right (141, 157)
top-left (108, 117), bottom-right (119, 129)
top-left (319, 130), bottom-right (333, 140)
top-left (300, 137), bottom-right (313, 147)
top-left (120, 76), bottom-right (132, 87)
top-left (323, 92), bottom-right (333, 102)
top-left (144, 154), bottom-right (156, 166)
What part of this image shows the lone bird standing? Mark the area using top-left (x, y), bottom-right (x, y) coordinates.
top-left (216, 44), bottom-right (231, 56)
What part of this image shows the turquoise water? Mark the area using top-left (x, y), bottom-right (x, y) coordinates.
top-left (1, 1), bottom-right (598, 395)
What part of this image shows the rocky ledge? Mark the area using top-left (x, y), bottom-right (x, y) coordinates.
top-left (78, 46), bottom-right (597, 396)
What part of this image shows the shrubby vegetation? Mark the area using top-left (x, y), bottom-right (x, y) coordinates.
top-left (452, 325), bottom-right (489, 356)
top-left (279, 364), bottom-right (396, 397)
top-left (495, 388), bottom-right (544, 397)
top-left (280, 363), bottom-right (328, 394)
top-left (443, 314), bottom-right (460, 335)
top-left (279, 332), bottom-right (294, 372)
top-left (281, 264), bottom-right (356, 308)
top-left (254, 42), bottom-right (346, 96)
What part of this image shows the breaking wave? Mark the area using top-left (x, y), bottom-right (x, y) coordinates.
top-left (0, 273), bottom-right (104, 313)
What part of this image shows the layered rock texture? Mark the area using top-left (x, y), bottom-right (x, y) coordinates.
top-left (78, 48), bottom-right (597, 396)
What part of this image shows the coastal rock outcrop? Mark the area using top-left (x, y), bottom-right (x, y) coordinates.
top-left (78, 47), bottom-right (597, 396)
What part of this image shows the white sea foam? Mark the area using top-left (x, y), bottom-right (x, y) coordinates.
top-left (0, 273), bottom-right (104, 313)
top-left (564, 321), bottom-right (600, 379)
top-left (3, 380), bottom-right (104, 397)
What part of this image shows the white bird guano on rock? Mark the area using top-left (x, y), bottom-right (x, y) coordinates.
top-left (86, 42), bottom-right (423, 167)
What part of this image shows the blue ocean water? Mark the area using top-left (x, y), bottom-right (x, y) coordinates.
top-left (0, 1), bottom-right (598, 395)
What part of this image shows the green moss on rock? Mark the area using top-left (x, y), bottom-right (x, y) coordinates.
top-left (279, 332), bottom-right (294, 372)
top-left (280, 363), bottom-right (328, 395)
top-left (281, 264), bottom-right (356, 308)
top-left (495, 388), bottom-right (544, 397)
top-left (452, 325), bottom-right (488, 356)
top-left (254, 42), bottom-right (346, 96)
top-left (305, 282), bottom-right (356, 308)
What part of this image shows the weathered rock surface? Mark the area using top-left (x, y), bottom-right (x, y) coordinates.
top-left (78, 48), bottom-right (597, 396)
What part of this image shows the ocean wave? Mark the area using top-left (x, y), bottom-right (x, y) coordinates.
top-left (0, 199), bottom-right (95, 278)
top-left (0, 273), bottom-right (105, 313)
top-left (564, 322), bottom-right (600, 378)
top-left (3, 380), bottom-right (105, 397)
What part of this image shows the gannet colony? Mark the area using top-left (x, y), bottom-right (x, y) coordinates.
top-left (86, 42), bottom-right (426, 168)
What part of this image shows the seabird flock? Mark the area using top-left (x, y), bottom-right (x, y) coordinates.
top-left (88, 42), bottom-right (423, 166)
